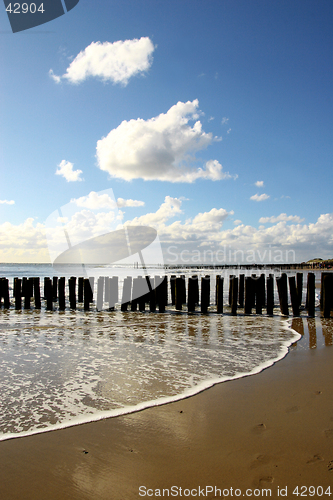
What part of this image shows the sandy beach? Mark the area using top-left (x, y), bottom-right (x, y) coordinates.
top-left (0, 316), bottom-right (332, 500)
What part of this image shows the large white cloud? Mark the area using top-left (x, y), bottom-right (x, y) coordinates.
top-left (50, 37), bottom-right (155, 86)
top-left (0, 199), bottom-right (15, 205)
top-left (96, 100), bottom-right (236, 182)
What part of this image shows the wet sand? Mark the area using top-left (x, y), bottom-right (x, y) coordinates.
top-left (0, 317), bottom-right (332, 500)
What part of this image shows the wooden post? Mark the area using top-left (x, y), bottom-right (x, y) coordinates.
top-left (23, 277), bottom-right (32, 310)
top-left (323, 274), bottom-right (333, 318)
top-left (97, 276), bottom-right (104, 311)
top-left (52, 277), bottom-right (58, 301)
top-left (231, 276), bottom-right (238, 315)
top-left (157, 276), bottom-right (167, 312)
top-left (138, 276), bottom-right (147, 312)
top-left (88, 277), bottom-right (94, 304)
top-left (289, 276), bottom-right (300, 317)
top-left (238, 274), bottom-right (245, 307)
top-left (68, 277), bottom-right (76, 310)
top-left (45, 277), bottom-right (53, 311)
top-left (121, 277), bottom-right (132, 312)
top-left (266, 275), bottom-right (274, 315)
top-left (175, 277), bottom-right (183, 310)
top-left (188, 276), bottom-right (196, 312)
top-left (181, 275), bottom-right (186, 304)
top-left (296, 272), bottom-right (303, 307)
top-left (108, 277), bottom-right (118, 310)
top-left (244, 277), bottom-right (253, 314)
top-left (15, 278), bottom-right (22, 310)
top-left (201, 275), bottom-right (210, 313)
top-left (148, 277), bottom-right (156, 312)
top-left (2, 279), bottom-right (10, 308)
top-left (58, 277), bottom-right (66, 311)
top-left (216, 275), bottom-right (223, 314)
top-left (170, 275), bottom-right (176, 305)
top-left (78, 277), bottom-right (84, 303)
top-left (276, 273), bottom-right (289, 316)
top-left (228, 275), bottom-right (235, 306)
top-left (260, 273), bottom-right (266, 306)
top-left (84, 278), bottom-right (91, 311)
top-left (34, 277), bottom-right (41, 309)
top-left (252, 277), bottom-right (263, 314)
top-left (306, 272), bottom-right (315, 318)
top-left (131, 278), bottom-right (138, 311)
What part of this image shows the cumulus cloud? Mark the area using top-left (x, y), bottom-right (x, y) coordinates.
top-left (0, 199), bottom-right (15, 205)
top-left (255, 181), bottom-right (264, 188)
top-left (56, 160), bottom-right (83, 182)
top-left (116, 198), bottom-right (145, 208)
top-left (259, 214), bottom-right (304, 224)
top-left (72, 191), bottom-right (117, 210)
top-left (250, 193), bottom-right (270, 202)
top-left (50, 37), bottom-right (155, 86)
top-left (221, 117), bottom-right (229, 125)
top-left (96, 100), bottom-right (237, 182)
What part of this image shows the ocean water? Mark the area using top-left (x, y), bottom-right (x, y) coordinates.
top-left (0, 264), bottom-right (320, 442)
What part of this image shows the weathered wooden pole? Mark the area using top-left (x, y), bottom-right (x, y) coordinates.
top-left (138, 276), bottom-right (147, 312)
top-left (121, 277), bottom-right (132, 312)
top-left (97, 276), bottom-right (104, 311)
top-left (260, 274), bottom-right (266, 306)
top-left (288, 276), bottom-right (300, 317)
top-left (296, 272), bottom-right (303, 307)
top-left (201, 275), bottom-right (210, 313)
top-left (188, 276), bottom-right (196, 312)
top-left (148, 276), bottom-right (156, 312)
top-left (158, 276), bottom-right (167, 312)
top-left (108, 277), bottom-right (118, 310)
top-left (33, 277), bottom-right (41, 309)
top-left (266, 275), bottom-right (274, 315)
top-left (78, 277), bottom-right (84, 303)
top-left (131, 277), bottom-right (138, 311)
top-left (68, 277), bottom-right (76, 310)
top-left (238, 274), bottom-right (245, 308)
top-left (244, 277), bottom-right (253, 314)
top-left (252, 277), bottom-right (263, 315)
top-left (175, 277), bottom-right (183, 310)
top-left (83, 278), bottom-right (92, 311)
top-left (52, 277), bottom-right (58, 302)
top-left (2, 279), bottom-right (10, 308)
top-left (14, 278), bottom-right (22, 310)
top-left (231, 276), bottom-right (238, 315)
top-left (276, 273), bottom-right (289, 316)
top-left (216, 275), bottom-right (224, 314)
top-left (228, 275), bottom-right (235, 306)
top-left (181, 275), bottom-right (186, 304)
top-left (306, 272), bottom-right (315, 318)
top-left (170, 275), bottom-right (176, 305)
top-left (323, 274), bottom-right (333, 318)
top-left (45, 277), bottom-right (53, 311)
top-left (58, 277), bottom-right (66, 311)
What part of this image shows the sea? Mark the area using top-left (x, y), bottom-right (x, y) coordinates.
top-left (0, 263), bottom-right (328, 442)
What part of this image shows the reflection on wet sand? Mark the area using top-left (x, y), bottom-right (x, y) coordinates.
top-left (290, 316), bottom-right (333, 349)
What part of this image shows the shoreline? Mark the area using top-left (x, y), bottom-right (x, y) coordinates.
top-left (0, 317), bottom-right (332, 499)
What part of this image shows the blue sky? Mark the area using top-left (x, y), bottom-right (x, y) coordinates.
top-left (0, 0), bottom-right (332, 264)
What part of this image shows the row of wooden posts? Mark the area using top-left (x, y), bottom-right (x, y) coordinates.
top-left (0, 272), bottom-right (332, 317)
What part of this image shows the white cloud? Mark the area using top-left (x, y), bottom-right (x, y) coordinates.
top-left (221, 117), bottom-right (229, 125)
top-left (255, 181), bottom-right (264, 188)
top-left (208, 116), bottom-right (215, 122)
top-left (96, 100), bottom-right (237, 182)
top-left (259, 213), bottom-right (304, 224)
top-left (72, 191), bottom-right (117, 210)
top-left (50, 37), bottom-right (155, 86)
top-left (227, 128), bottom-right (231, 134)
top-left (234, 219), bottom-right (242, 225)
top-left (56, 160), bottom-right (83, 182)
top-left (250, 193), bottom-right (270, 202)
top-left (116, 198), bottom-right (145, 208)
top-left (0, 199), bottom-right (15, 205)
